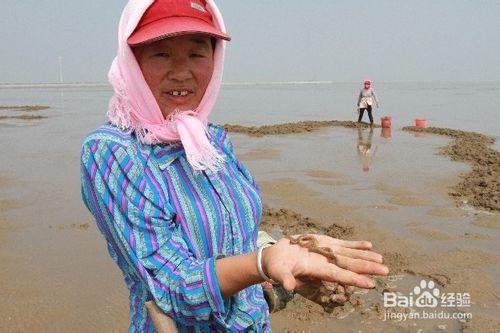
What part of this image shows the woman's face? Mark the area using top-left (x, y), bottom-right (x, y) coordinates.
top-left (133, 34), bottom-right (214, 117)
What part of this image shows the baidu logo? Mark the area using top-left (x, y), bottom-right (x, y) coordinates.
top-left (383, 279), bottom-right (472, 322)
top-left (384, 279), bottom-right (471, 309)
top-left (384, 279), bottom-right (440, 308)
top-left (414, 280), bottom-right (440, 307)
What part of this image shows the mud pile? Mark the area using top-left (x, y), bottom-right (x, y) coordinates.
top-left (403, 126), bottom-right (499, 211)
top-left (224, 120), bottom-right (378, 136)
top-left (260, 205), bottom-right (354, 239)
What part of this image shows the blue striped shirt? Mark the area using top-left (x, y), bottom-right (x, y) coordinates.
top-left (80, 123), bottom-right (270, 332)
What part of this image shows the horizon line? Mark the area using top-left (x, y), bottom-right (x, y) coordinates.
top-left (0, 80), bottom-right (498, 89)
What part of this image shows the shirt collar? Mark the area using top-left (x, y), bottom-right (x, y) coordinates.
top-left (152, 142), bottom-right (185, 170)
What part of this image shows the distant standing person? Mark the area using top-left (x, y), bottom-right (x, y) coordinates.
top-left (357, 80), bottom-right (380, 126)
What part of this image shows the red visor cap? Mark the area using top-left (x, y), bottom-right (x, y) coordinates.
top-left (127, 0), bottom-right (231, 46)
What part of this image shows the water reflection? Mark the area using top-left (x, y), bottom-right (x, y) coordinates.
top-left (357, 127), bottom-right (377, 172)
top-left (381, 127), bottom-right (392, 139)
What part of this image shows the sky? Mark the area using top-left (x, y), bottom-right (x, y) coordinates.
top-left (1, 0), bottom-right (499, 84)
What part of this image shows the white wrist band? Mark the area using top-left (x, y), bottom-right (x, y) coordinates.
top-left (257, 244), bottom-right (277, 284)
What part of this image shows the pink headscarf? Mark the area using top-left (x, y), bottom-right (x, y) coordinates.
top-left (107, 0), bottom-right (228, 172)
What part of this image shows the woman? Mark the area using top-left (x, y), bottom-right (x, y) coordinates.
top-left (80, 0), bottom-right (389, 331)
top-left (357, 80), bottom-right (380, 125)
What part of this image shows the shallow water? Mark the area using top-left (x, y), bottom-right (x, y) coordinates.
top-left (231, 125), bottom-right (499, 266)
top-left (0, 85), bottom-right (499, 332)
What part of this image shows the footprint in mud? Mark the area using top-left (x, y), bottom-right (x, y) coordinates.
top-left (388, 195), bottom-right (432, 206)
top-left (49, 223), bottom-right (90, 231)
top-left (0, 199), bottom-right (22, 212)
top-left (305, 170), bottom-right (351, 187)
top-left (238, 147), bottom-right (281, 161)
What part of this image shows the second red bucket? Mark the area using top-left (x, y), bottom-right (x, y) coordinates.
top-left (415, 118), bottom-right (426, 128)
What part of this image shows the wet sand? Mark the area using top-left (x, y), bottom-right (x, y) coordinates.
top-left (1, 116), bottom-right (499, 332)
top-left (257, 177), bottom-right (498, 332)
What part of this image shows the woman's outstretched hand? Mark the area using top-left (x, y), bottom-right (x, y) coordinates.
top-left (262, 235), bottom-right (389, 292)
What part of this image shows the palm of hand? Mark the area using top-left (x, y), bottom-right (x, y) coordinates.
top-left (264, 235), bottom-right (387, 292)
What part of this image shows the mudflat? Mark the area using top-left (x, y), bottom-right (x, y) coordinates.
top-left (0, 114), bottom-right (498, 332)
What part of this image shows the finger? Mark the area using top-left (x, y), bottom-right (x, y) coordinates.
top-left (280, 272), bottom-right (297, 292)
top-left (337, 240), bottom-right (373, 250)
top-left (311, 262), bottom-right (376, 289)
top-left (334, 247), bottom-right (384, 263)
top-left (312, 235), bottom-right (372, 250)
top-left (334, 254), bottom-right (389, 276)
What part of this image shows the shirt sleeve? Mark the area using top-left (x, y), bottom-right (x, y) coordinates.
top-left (80, 138), bottom-right (229, 326)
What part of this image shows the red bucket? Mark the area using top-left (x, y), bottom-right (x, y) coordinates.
top-left (381, 116), bottom-right (392, 128)
top-left (415, 118), bottom-right (426, 128)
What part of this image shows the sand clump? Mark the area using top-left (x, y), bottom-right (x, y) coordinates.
top-left (0, 114), bottom-right (48, 121)
top-left (0, 105), bottom-right (50, 122)
top-left (403, 126), bottom-right (499, 211)
top-left (224, 120), bottom-right (378, 136)
top-left (0, 105), bottom-right (49, 112)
